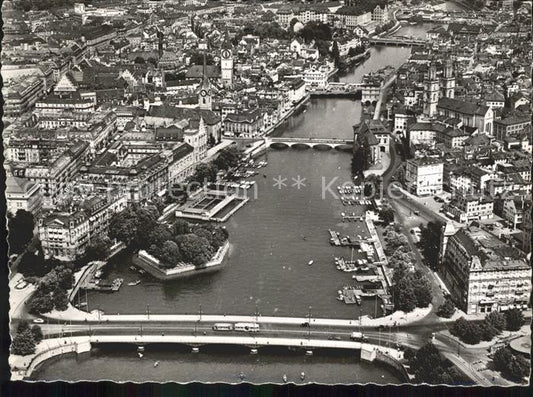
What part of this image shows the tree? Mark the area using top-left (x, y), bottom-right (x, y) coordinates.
top-left (189, 163), bottom-right (219, 185)
top-left (158, 240), bottom-right (182, 266)
top-left (16, 321), bottom-right (31, 335)
top-left (419, 221), bottom-right (444, 270)
top-left (27, 290), bottom-right (54, 315)
top-left (11, 329), bottom-right (36, 356)
top-left (450, 317), bottom-right (482, 345)
top-left (407, 343), bottom-right (463, 384)
top-left (18, 247), bottom-right (47, 277)
top-left (486, 311), bottom-right (507, 332)
top-left (379, 207), bottom-right (394, 225)
top-left (479, 320), bottom-right (499, 342)
top-left (147, 225), bottom-right (173, 248)
top-left (84, 236), bottom-right (111, 262)
top-left (505, 309), bottom-right (525, 331)
top-left (7, 209), bottom-right (35, 254)
top-left (331, 40), bottom-right (340, 67)
top-left (109, 209), bottom-right (138, 245)
top-left (53, 288), bottom-right (69, 311)
top-left (213, 147), bottom-right (241, 171)
top-left (134, 56), bottom-right (145, 64)
top-left (436, 296), bottom-right (455, 318)
top-left (175, 234), bottom-right (214, 266)
top-left (493, 346), bottom-right (530, 380)
top-left (31, 325), bottom-right (43, 344)
top-left (171, 219), bottom-right (190, 236)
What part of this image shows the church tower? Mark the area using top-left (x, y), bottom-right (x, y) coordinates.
top-left (443, 59), bottom-right (455, 99)
top-left (198, 52), bottom-right (212, 111)
top-left (424, 62), bottom-right (439, 117)
top-left (220, 31), bottom-right (233, 88)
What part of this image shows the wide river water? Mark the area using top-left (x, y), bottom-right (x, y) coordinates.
top-left (33, 8), bottom-right (464, 382)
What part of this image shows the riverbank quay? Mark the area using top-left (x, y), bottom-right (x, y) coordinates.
top-left (10, 335), bottom-right (405, 381)
top-left (132, 241), bottom-right (230, 281)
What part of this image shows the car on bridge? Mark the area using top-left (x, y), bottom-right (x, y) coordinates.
top-left (300, 322), bottom-right (310, 327)
top-left (328, 335), bottom-right (342, 341)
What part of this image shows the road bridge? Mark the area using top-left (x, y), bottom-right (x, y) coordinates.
top-left (266, 137), bottom-right (354, 150)
top-left (369, 37), bottom-right (426, 47)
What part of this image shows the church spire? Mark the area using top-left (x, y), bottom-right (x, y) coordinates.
top-left (201, 51), bottom-right (208, 88)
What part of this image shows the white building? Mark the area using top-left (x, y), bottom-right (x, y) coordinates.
top-left (405, 158), bottom-right (444, 196)
top-left (441, 226), bottom-right (531, 314)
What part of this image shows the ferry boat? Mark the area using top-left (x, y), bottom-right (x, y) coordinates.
top-left (128, 280), bottom-right (141, 286)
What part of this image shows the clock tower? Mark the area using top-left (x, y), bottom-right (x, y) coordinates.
top-left (220, 31), bottom-right (233, 87)
top-left (198, 52), bottom-right (212, 111)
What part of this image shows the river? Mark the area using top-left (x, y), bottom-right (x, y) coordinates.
top-left (33, 3), bottom-right (466, 382)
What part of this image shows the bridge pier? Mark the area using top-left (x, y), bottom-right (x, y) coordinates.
top-left (250, 348), bottom-right (258, 355)
top-left (191, 347), bottom-right (200, 354)
top-left (305, 350), bottom-right (313, 356)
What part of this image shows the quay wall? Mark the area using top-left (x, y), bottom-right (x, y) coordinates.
top-left (133, 241), bottom-right (230, 281)
top-left (375, 351), bottom-right (410, 382)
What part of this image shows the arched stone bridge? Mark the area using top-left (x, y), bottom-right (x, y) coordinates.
top-left (265, 137), bottom-right (354, 150)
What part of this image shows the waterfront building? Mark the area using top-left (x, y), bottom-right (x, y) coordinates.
top-left (38, 194), bottom-right (127, 261)
top-left (303, 65), bottom-right (329, 89)
top-left (404, 157), bottom-right (443, 196)
top-left (353, 119), bottom-right (390, 166)
top-left (223, 109), bottom-right (264, 138)
top-left (371, 4), bottom-right (389, 23)
top-left (440, 226), bottom-right (531, 314)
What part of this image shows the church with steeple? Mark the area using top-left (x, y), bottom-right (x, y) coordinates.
top-left (198, 52), bottom-right (213, 111)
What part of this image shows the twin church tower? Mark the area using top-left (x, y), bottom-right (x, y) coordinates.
top-left (424, 58), bottom-right (455, 117)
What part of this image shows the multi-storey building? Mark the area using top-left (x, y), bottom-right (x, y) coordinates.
top-left (38, 194), bottom-right (127, 261)
top-left (440, 226), bottom-right (531, 314)
top-left (437, 97), bottom-right (494, 135)
top-left (405, 158), bottom-right (444, 196)
top-left (5, 175), bottom-right (42, 215)
top-left (444, 194), bottom-right (494, 223)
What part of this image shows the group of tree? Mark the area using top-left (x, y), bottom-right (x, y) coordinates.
top-left (492, 346), bottom-right (530, 381)
top-left (146, 219), bottom-right (228, 268)
top-left (15, 0), bottom-right (85, 12)
top-left (450, 309), bottom-right (525, 345)
top-left (108, 204), bottom-right (161, 249)
top-left (382, 225), bottom-right (415, 270)
top-left (378, 207), bottom-right (394, 225)
top-left (418, 221), bottom-right (444, 270)
top-left (404, 343), bottom-right (465, 384)
top-left (27, 263), bottom-right (75, 315)
top-left (240, 22), bottom-right (289, 40)
top-left (391, 266), bottom-right (432, 312)
top-left (11, 321), bottom-right (43, 356)
top-left (8, 209), bottom-right (35, 255)
top-left (436, 296), bottom-right (456, 318)
top-left (336, 1), bottom-right (388, 17)
top-left (188, 146), bottom-right (242, 185)
top-left (347, 45), bottom-right (366, 58)
top-left (295, 21), bottom-right (332, 56)
top-left (374, 20), bottom-right (396, 35)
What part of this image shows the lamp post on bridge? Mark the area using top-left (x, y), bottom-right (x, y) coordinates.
top-left (308, 306), bottom-right (312, 341)
top-left (146, 304), bottom-right (150, 320)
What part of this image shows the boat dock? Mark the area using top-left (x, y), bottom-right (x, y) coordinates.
top-left (328, 229), bottom-right (341, 246)
top-left (82, 278), bottom-right (123, 292)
